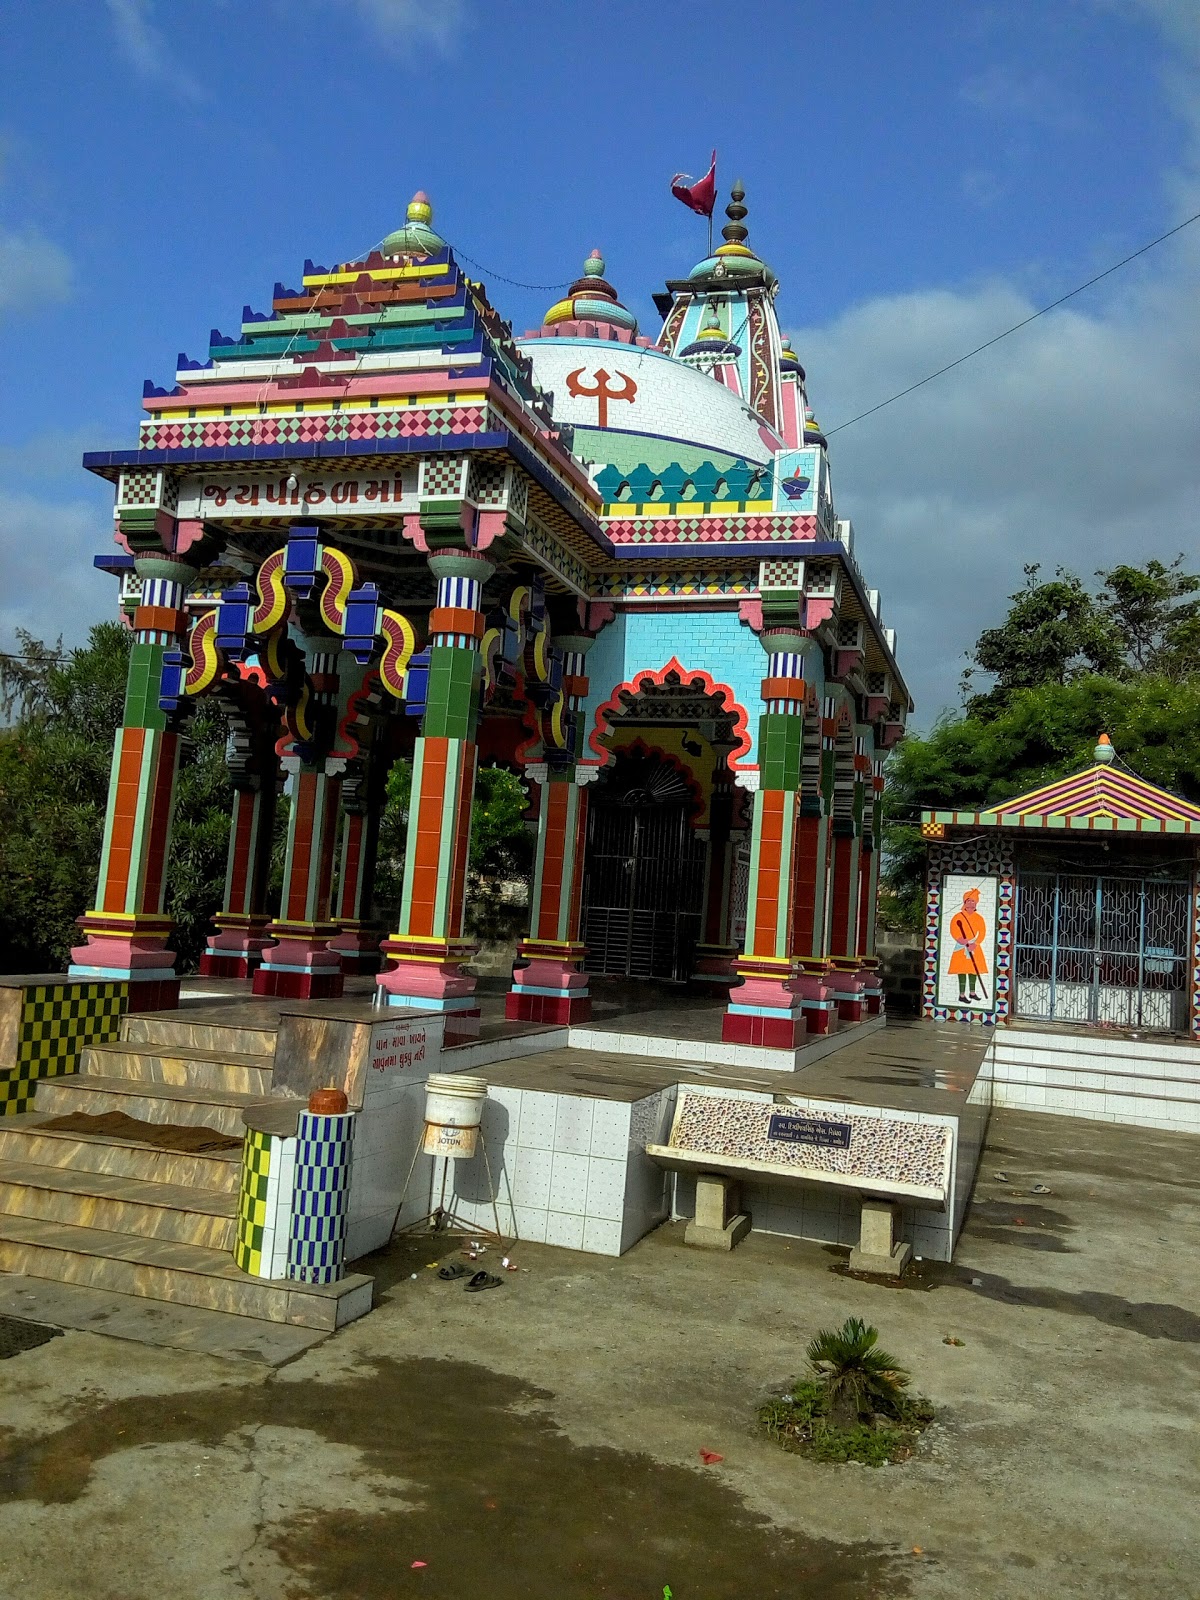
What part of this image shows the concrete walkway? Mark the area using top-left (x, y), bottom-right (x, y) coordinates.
top-left (0, 1107), bottom-right (1197, 1599)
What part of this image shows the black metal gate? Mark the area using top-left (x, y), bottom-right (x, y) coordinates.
top-left (1014, 868), bottom-right (1192, 1031)
top-left (582, 753), bottom-right (707, 981)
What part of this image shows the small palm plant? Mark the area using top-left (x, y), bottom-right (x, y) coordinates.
top-left (805, 1317), bottom-right (910, 1423)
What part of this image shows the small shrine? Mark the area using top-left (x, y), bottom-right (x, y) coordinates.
top-left (921, 737), bottom-right (1200, 1036)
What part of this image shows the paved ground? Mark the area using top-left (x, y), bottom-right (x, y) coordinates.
top-left (0, 1106), bottom-right (1197, 1600)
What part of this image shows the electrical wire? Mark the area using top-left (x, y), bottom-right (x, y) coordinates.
top-left (824, 207), bottom-right (1200, 437)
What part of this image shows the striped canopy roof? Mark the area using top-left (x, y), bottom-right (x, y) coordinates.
top-left (921, 757), bottom-right (1200, 837)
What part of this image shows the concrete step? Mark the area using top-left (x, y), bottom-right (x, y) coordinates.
top-left (0, 1213), bottom-right (373, 1330)
top-left (32, 1075), bottom-right (270, 1139)
top-left (0, 1115), bottom-right (242, 1194)
top-left (122, 1013), bottom-right (278, 1059)
top-left (79, 1042), bottom-right (274, 1097)
top-left (0, 1158), bottom-right (235, 1250)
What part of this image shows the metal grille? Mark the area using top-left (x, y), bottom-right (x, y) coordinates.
top-left (583, 768), bottom-right (707, 982)
top-left (1014, 868), bottom-right (1192, 1031)
top-left (729, 842), bottom-right (751, 950)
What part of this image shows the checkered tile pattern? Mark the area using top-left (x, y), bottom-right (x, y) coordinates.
top-left (0, 981), bottom-right (127, 1116)
top-left (234, 1127), bottom-right (273, 1276)
top-left (1191, 882), bottom-right (1200, 1039)
top-left (288, 1110), bottom-right (355, 1285)
top-left (508, 472), bottom-right (529, 523)
top-left (234, 1125), bottom-right (297, 1279)
top-left (605, 514), bottom-right (818, 545)
top-left (520, 520), bottom-right (588, 593)
top-left (759, 559), bottom-right (804, 589)
top-left (138, 407), bottom-right (487, 452)
top-left (921, 821), bottom-right (945, 839)
top-left (468, 460), bottom-right (507, 506)
top-left (420, 455), bottom-right (468, 499)
top-left (117, 470), bottom-right (160, 509)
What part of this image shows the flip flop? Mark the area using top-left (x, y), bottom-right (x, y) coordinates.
top-left (465, 1270), bottom-right (503, 1292)
top-left (437, 1263), bottom-right (469, 1281)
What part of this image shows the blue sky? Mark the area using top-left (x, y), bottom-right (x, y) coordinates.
top-left (2, 0), bottom-right (1198, 721)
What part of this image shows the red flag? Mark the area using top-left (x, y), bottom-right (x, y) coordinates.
top-left (671, 151), bottom-right (717, 218)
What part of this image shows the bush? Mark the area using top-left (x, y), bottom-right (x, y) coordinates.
top-left (758, 1322), bottom-right (934, 1467)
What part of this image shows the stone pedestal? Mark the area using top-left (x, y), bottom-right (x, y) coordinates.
top-left (684, 1172), bottom-right (751, 1251)
top-left (848, 1198), bottom-right (911, 1277)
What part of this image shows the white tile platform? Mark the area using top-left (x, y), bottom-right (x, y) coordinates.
top-left (989, 1025), bottom-right (1200, 1134)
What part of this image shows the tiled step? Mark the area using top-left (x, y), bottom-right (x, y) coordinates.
top-left (33, 1075), bottom-right (270, 1138)
top-left (80, 1042), bottom-right (274, 1097)
top-left (0, 1115), bottom-right (242, 1193)
top-left (0, 1158), bottom-right (235, 1250)
top-left (0, 1213), bottom-right (373, 1330)
top-left (122, 1013), bottom-right (279, 1058)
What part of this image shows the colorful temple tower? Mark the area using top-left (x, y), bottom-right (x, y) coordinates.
top-left (75, 183), bottom-right (910, 1047)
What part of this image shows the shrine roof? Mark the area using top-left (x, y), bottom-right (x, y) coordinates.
top-left (921, 739), bottom-right (1200, 837)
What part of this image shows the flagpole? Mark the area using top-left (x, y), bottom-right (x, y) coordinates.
top-left (707, 211), bottom-right (713, 258)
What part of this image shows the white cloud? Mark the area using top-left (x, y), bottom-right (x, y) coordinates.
top-left (959, 63), bottom-right (1089, 131)
top-left (343, 0), bottom-right (469, 53)
top-left (0, 491), bottom-right (115, 654)
top-left (0, 227), bottom-right (72, 314)
top-left (790, 236), bottom-right (1200, 725)
top-left (105, 0), bottom-right (203, 101)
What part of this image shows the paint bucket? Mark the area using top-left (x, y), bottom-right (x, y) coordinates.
top-left (422, 1073), bottom-right (488, 1158)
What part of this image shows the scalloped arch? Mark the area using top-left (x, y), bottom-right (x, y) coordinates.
top-left (587, 656), bottom-right (752, 773)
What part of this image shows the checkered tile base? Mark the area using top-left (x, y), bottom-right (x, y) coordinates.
top-left (0, 980), bottom-right (127, 1116)
top-left (234, 1126), bottom-right (296, 1279)
top-left (288, 1110), bottom-right (355, 1285)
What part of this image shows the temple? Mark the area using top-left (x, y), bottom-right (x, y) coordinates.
top-left (0, 184), bottom-right (973, 1319)
top-left (75, 183), bottom-right (909, 1043)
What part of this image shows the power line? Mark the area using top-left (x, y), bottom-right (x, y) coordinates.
top-left (825, 207), bottom-right (1200, 437)
top-left (451, 247), bottom-right (572, 293)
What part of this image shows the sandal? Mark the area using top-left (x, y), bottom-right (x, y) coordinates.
top-left (437, 1263), bottom-right (469, 1281)
top-left (465, 1270), bottom-right (503, 1292)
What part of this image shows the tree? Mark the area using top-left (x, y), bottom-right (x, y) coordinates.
top-left (0, 625), bottom-right (233, 973)
top-left (962, 564), bottom-right (1122, 713)
top-left (1096, 556), bottom-right (1200, 679)
top-left (882, 557), bottom-right (1200, 930)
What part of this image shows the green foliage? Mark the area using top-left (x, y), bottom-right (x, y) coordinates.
top-left (805, 1317), bottom-right (911, 1420)
top-left (373, 758), bottom-right (533, 939)
top-left (0, 625), bottom-right (234, 974)
top-left (758, 1363), bottom-right (933, 1468)
top-left (0, 625), bottom-right (132, 971)
top-left (883, 557), bottom-right (1200, 928)
top-left (165, 698), bottom-right (233, 970)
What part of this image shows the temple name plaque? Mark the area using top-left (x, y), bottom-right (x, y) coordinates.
top-left (768, 1113), bottom-right (852, 1150)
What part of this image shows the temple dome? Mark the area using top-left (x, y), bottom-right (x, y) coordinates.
top-left (380, 191), bottom-right (446, 258)
top-left (541, 250), bottom-right (638, 338)
top-left (686, 181), bottom-right (776, 287)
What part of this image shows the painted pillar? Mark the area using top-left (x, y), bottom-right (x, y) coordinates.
top-left (723, 634), bottom-right (808, 1050)
top-left (377, 551), bottom-right (493, 1019)
top-left (789, 802), bottom-right (837, 1035)
top-left (200, 780), bottom-right (277, 978)
top-left (507, 631), bottom-right (595, 1025)
top-left (827, 825), bottom-right (865, 1022)
top-left (328, 790), bottom-right (384, 974)
top-left (693, 758), bottom-right (740, 984)
top-left (69, 554), bottom-right (195, 1010)
top-left (507, 773), bottom-right (591, 1024)
top-left (857, 766), bottom-right (885, 1013)
top-left (253, 765), bottom-right (344, 999)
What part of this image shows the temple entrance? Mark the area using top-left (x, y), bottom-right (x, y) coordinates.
top-left (582, 747), bottom-right (707, 981)
top-left (1014, 861), bottom-right (1192, 1031)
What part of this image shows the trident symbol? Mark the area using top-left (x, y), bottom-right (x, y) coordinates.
top-left (565, 367), bottom-right (638, 429)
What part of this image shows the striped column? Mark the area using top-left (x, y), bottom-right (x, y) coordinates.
top-left (70, 555), bottom-right (193, 1010)
top-left (723, 632), bottom-right (809, 1050)
top-left (507, 772), bottom-right (591, 1024)
top-left (506, 629), bottom-right (595, 1025)
top-left (827, 827), bottom-right (865, 1021)
top-left (377, 551), bottom-right (494, 1020)
top-left (200, 783), bottom-right (276, 979)
top-left (253, 767), bottom-right (345, 999)
top-left (857, 764), bottom-right (889, 1011)
top-left (327, 802), bottom-right (384, 974)
top-left (693, 768), bottom-right (740, 983)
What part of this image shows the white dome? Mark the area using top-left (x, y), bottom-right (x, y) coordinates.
top-left (518, 336), bottom-right (779, 467)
